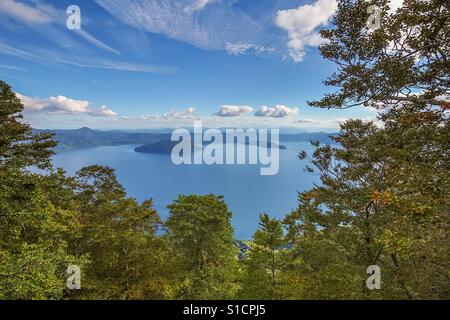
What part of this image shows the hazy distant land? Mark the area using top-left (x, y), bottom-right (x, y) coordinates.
top-left (33, 127), bottom-right (337, 154)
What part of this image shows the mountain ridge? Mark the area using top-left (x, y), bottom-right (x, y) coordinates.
top-left (33, 127), bottom-right (337, 153)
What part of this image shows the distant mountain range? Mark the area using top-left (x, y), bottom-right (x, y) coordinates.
top-left (33, 127), bottom-right (170, 153)
top-left (33, 127), bottom-right (337, 153)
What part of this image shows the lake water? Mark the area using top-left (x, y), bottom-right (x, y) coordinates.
top-left (52, 141), bottom-right (319, 239)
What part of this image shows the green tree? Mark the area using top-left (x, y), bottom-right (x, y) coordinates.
top-left (238, 214), bottom-right (287, 299)
top-left (311, 0), bottom-right (449, 110)
top-left (0, 81), bottom-right (84, 299)
top-left (285, 0), bottom-right (450, 299)
top-left (166, 194), bottom-right (238, 299)
top-left (288, 109), bottom-right (449, 299)
top-left (72, 165), bottom-right (169, 299)
top-left (0, 80), bottom-right (55, 172)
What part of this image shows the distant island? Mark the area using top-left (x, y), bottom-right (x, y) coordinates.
top-left (33, 127), bottom-right (336, 153)
top-left (135, 139), bottom-right (287, 154)
top-left (135, 140), bottom-right (182, 154)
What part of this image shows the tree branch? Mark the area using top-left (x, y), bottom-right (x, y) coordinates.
top-left (381, 96), bottom-right (446, 106)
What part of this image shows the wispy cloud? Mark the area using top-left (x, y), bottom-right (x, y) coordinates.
top-left (93, 0), bottom-right (342, 62)
top-left (87, 60), bottom-right (175, 74)
top-left (0, 63), bottom-right (26, 71)
top-left (141, 107), bottom-right (198, 120)
top-left (0, 41), bottom-right (174, 74)
top-left (295, 115), bottom-right (381, 128)
top-left (74, 29), bottom-right (120, 55)
top-left (0, 0), bottom-right (176, 73)
top-left (94, 0), bottom-right (270, 52)
top-left (1, 0), bottom-right (342, 66)
top-left (184, 0), bottom-right (216, 12)
top-left (0, 0), bottom-right (52, 24)
top-left (225, 42), bottom-right (274, 56)
top-left (0, 0), bottom-right (119, 54)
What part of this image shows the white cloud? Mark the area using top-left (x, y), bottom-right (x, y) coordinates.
top-left (17, 93), bottom-right (117, 117)
top-left (163, 107), bottom-right (197, 119)
top-left (225, 42), bottom-right (274, 56)
top-left (0, 0), bottom-right (52, 24)
top-left (16, 93), bottom-right (50, 111)
top-left (93, 105), bottom-right (119, 117)
top-left (185, 0), bottom-right (215, 12)
top-left (141, 107), bottom-right (198, 120)
top-left (275, 0), bottom-right (337, 62)
top-left (255, 105), bottom-right (299, 117)
top-left (295, 119), bottom-right (316, 124)
top-left (41, 95), bottom-right (90, 114)
top-left (295, 118), bottom-right (340, 126)
top-left (214, 105), bottom-right (253, 117)
top-left (226, 42), bottom-right (253, 55)
top-left (294, 116), bottom-right (381, 128)
top-left (275, 0), bottom-right (405, 62)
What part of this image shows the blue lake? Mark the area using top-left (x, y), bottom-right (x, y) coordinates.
top-left (52, 141), bottom-right (319, 239)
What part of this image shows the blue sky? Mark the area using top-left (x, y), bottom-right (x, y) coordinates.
top-left (0, 0), bottom-right (377, 130)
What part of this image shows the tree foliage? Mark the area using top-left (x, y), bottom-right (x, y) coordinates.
top-left (166, 194), bottom-right (238, 299)
top-left (311, 0), bottom-right (449, 109)
top-left (238, 214), bottom-right (288, 299)
top-left (288, 0), bottom-right (450, 299)
top-left (0, 81), bottom-right (82, 299)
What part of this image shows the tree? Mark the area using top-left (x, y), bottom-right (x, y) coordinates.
top-left (0, 81), bottom-right (84, 299)
top-left (289, 108), bottom-right (449, 299)
top-left (0, 80), bottom-right (55, 171)
top-left (72, 165), bottom-right (169, 299)
top-left (286, 0), bottom-right (450, 299)
top-left (238, 214), bottom-right (288, 299)
top-left (165, 194), bottom-right (238, 299)
top-left (311, 0), bottom-right (449, 110)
